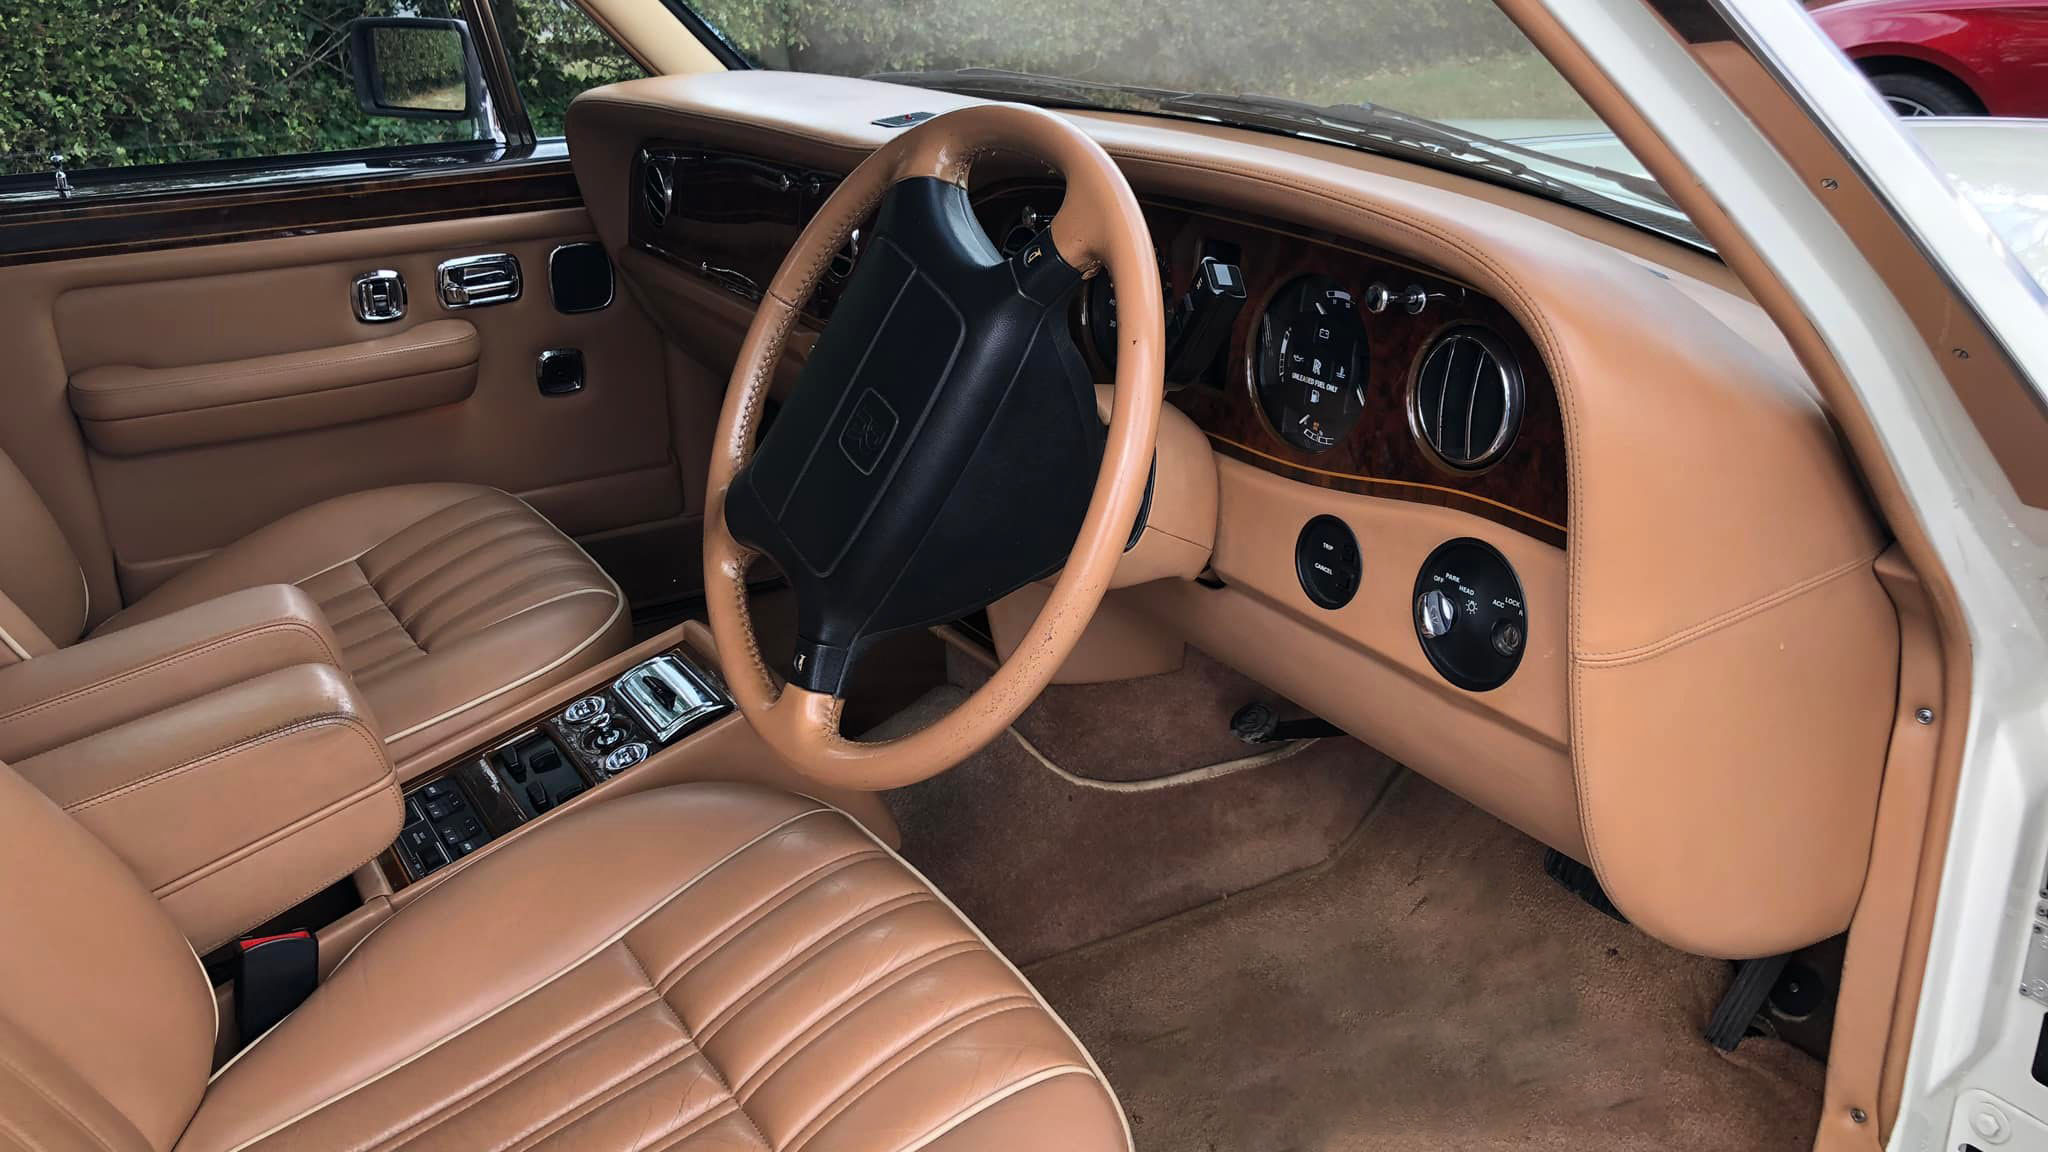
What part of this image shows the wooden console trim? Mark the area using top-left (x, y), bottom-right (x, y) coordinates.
top-left (366, 620), bottom-right (900, 902)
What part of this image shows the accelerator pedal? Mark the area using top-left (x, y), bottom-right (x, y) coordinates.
top-left (1705, 954), bottom-right (1793, 1052)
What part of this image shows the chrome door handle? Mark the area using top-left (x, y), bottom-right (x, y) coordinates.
top-left (437, 253), bottom-right (522, 309)
top-left (353, 269), bottom-right (407, 322)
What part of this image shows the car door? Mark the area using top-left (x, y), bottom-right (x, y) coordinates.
top-left (0, 0), bottom-right (720, 626)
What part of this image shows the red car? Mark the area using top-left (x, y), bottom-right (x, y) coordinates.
top-left (1811, 0), bottom-right (2048, 116)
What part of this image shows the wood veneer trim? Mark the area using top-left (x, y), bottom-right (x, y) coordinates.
top-left (1204, 434), bottom-right (1569, 544)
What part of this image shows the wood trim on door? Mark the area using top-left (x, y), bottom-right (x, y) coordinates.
top-left (0, 160), bottom-right (581, 268)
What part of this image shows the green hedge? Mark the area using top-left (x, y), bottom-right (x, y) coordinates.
top-left (0, 0), bottom-right (639, 177)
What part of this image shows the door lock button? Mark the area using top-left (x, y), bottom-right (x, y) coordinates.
top-left (537, 348), bottom-right (584, 396)
top-left (352, 270), bottom-right (406, 323)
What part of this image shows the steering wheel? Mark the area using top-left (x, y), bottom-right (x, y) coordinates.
top-left (702, 103), bottom-right (1164, 790)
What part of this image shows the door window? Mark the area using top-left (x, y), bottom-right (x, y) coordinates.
top-left (491, 0), bottom-right (646, 139)
top-left (0, 1), bottom-right (489, 177)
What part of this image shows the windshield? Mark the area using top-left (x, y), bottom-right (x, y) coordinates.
top-left (682, 0), bottom-right (1700, 246)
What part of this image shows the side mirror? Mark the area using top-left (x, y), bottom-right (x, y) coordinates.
top-left (346, 17), bottom-right (482, 121)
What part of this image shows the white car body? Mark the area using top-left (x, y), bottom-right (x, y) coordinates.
top-left (1466, 116), bottom-right (2048, 295)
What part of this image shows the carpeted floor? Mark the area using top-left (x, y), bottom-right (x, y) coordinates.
top-left (882, 680), bottom-right (1396, 964)
top-left (984, 645), bottom-right (1315, 783)
top-left (1024, 772), bottom-right (1826, 1152)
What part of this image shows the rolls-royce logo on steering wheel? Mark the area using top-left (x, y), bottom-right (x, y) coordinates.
top-left (837, 387), bottom-right (900, 475)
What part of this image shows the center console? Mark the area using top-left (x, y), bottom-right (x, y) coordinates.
top-left (387, 646), bottom-right (732, 883)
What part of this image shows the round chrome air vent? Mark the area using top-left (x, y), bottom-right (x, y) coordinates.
top-left (641, 152), bottom-right (674, 230)
top-left (1410, 326), bottom-right (1524, 472)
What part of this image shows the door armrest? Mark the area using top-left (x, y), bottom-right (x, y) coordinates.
top-left (68, 319), bottom-right (479, 456)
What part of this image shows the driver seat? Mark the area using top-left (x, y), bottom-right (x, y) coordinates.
top-left (0, 765), bottom-right (1132, 1152)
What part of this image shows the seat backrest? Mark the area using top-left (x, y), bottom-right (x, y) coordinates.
top-left (0, 759), bottom-right (215, 1152)
top-left (0, 448), bottom-right (88, 661)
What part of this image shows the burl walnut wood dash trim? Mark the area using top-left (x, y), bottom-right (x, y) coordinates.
top-left (980, 184), bottom-right (1570, 546)
top-left (0, 160), bottom-right (582, 267)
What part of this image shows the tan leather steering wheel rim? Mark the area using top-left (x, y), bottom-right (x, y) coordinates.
top-left (703, 103), bottom-right (1164, 790)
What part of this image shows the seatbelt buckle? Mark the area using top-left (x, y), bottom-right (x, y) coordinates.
top-left (232, 930), bottom-right (318, 1040)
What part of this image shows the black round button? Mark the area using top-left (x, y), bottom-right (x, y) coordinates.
top-left (1295, 515), bottom-right (1362, 609)
top-left (586, 724), bottom-right (628, 752)
top-left (1413, 537), bottom-right (1527, 691)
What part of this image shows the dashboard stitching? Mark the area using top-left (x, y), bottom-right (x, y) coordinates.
top-left (1576, 550), bottom-right (1879, 667)
top-left (575, 96), bottom-right (879, 165)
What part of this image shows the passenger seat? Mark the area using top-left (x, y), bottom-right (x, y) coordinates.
top-left (0, 452), bottom-right (630, 773)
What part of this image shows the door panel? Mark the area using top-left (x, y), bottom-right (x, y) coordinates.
top-left (0, 201), bottom-right (701, 615)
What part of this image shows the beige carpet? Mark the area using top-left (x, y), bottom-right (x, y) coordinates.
top-left (1026, 773), bottom-right (1825, 1152)
top-left (979, 645), bottom-right (1315, 783)
top-left (882, 681), bottom-right (1396, 964)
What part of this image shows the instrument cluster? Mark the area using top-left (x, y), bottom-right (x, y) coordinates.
top-left (971, 185), bottom-right (1566, 546)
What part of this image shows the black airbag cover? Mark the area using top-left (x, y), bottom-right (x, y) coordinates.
top-left (723, 177), bottom-right (1102, 693)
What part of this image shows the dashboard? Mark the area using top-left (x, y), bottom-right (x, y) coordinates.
top-left (570, 71), bottom-right (1900, 959)
top-left (629, 150), bottom-right (1567, 541)
top-left (632, 152), bottom-right (1567, 698)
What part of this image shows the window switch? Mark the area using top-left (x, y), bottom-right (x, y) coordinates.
top-left (438, 814), bottom-right (484, 844)
top-left (537, 348), bottom-right (584, 396)
top-left (526, 780), bottom-right (552, 813)
top-left (400, 821), bottom-right (437, 858)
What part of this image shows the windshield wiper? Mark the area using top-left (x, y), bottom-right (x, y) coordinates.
top-left (871, 68), bottom-right (1699, 245)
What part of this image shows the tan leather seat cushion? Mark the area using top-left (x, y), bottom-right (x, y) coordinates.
top-left (181, 783), bottom-right (1130, 1152)
top-left (94, 484), bottom-right (629, 769)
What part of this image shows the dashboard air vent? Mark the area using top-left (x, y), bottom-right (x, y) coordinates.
top-left (1411, 327), bottom-right (1524, 471)
top-left (642, 152), bottom-right (674, 230)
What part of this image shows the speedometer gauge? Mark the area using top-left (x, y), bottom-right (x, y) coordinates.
top-left (1254, 276), bottom-right (1369, 453)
